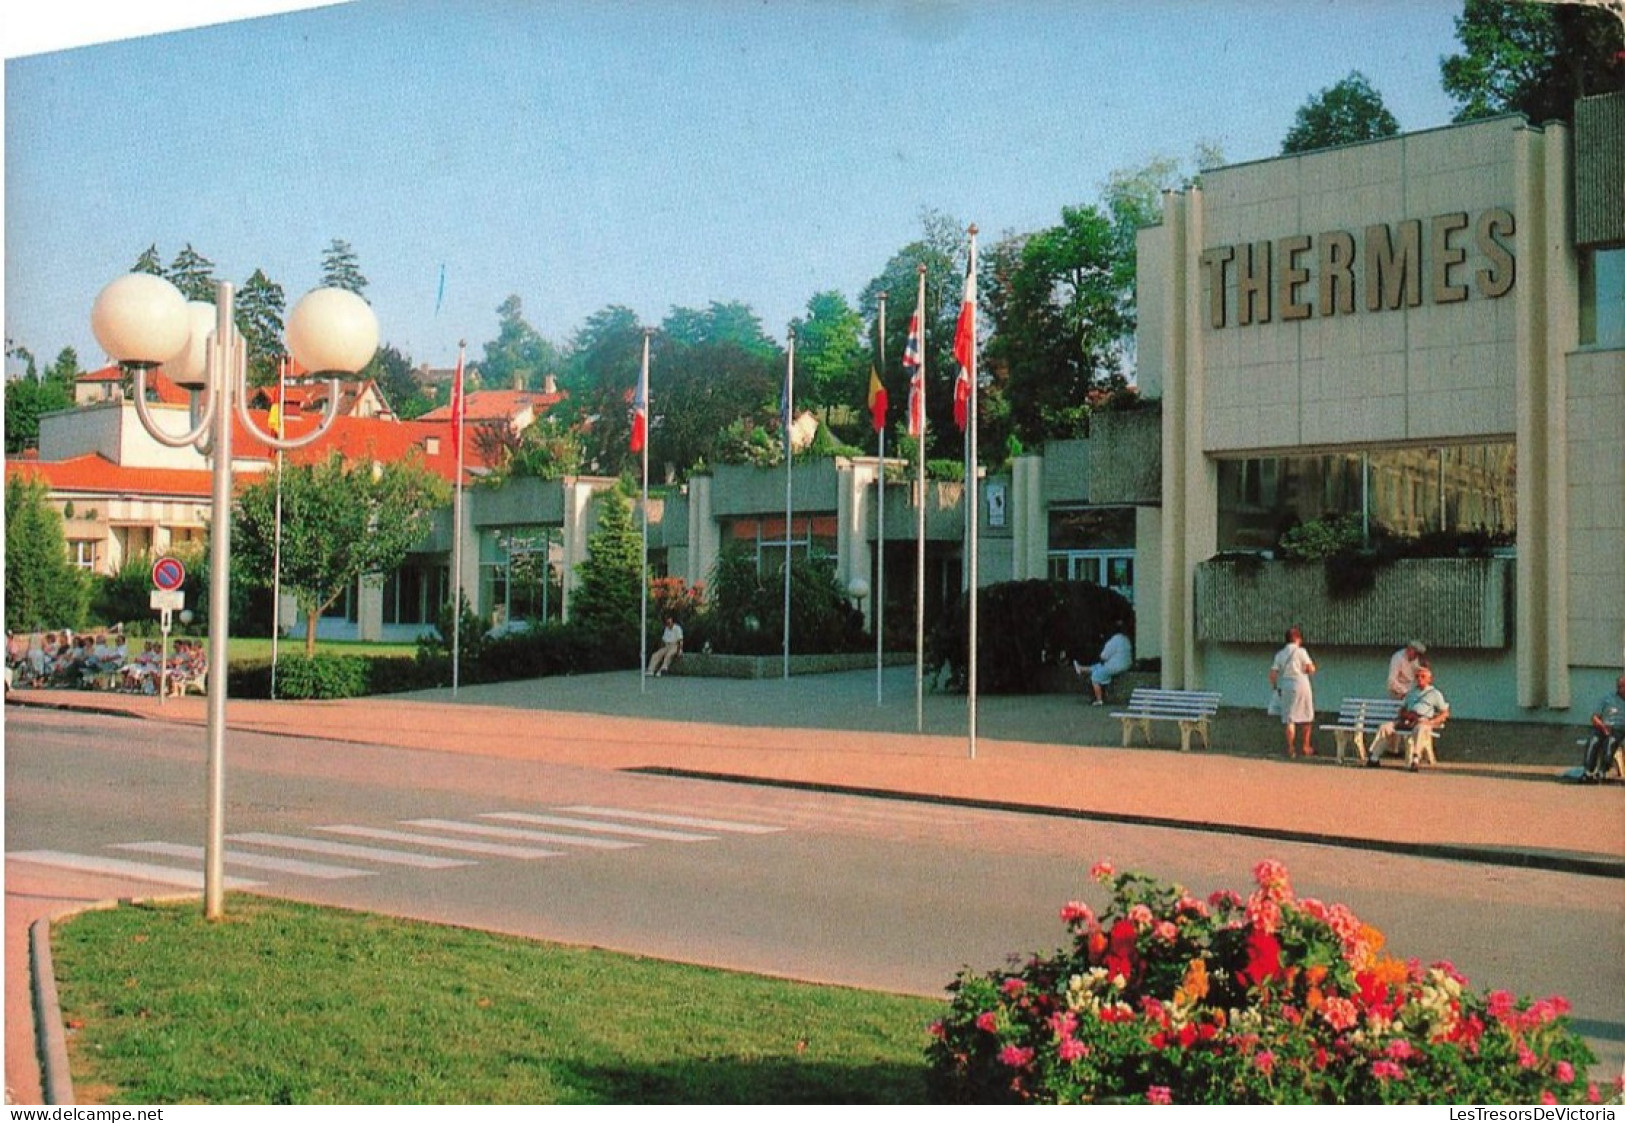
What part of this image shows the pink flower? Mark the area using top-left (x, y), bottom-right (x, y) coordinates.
top-left (1090, 860), bottom-right (1115, 883)
top-left (1517, 1044), bottom-right (1538, 1070)
top-left (1048, 1011), bottom-right (1079, 1038)
top-left (1320, 996), bottom-right (1359, 1032)
top-left (1385, 1039), bottom-right (1416, 1062)
top-left (1372, 1060), bottom-right (1405, 1081)
top-left (1060, 901), bottom-right (1094, 926)
top-left (1252, 858), bottom-right (1293, 899)
top-left (1487, 990), bottom-right (1516, 1019)
top-left (1128, 903), bottom-right (1154, 928)
top-left (1254, 1050), bottom-right (1277, 1076)
top-left (1153, 920), bottom-right (1178, 942)
top-left (1057, 1036), bottom-right (1089, 1062)
top-left (1556, 1061), bottom-right (1575, 1084)
top-left (1002, 977), bottom-right (1026, 996)
top-left (1146, 1086), bottom-right (1173, 1104)
top-left (1541, 1091), bottom-right (1558, 1105)
top-left (975, 1011), bottom-right (999, 1033)
top-left (928, 1020), bottom-right (946, 1039)
top-left (999, 1044), bottom-right (1035, 1068)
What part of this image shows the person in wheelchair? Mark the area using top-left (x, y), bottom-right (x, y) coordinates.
top-left (1579, 673), bottom-right (1625, 785)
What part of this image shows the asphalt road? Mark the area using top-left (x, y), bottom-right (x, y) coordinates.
top-left (8, 706), bottom-right (1623, 1080)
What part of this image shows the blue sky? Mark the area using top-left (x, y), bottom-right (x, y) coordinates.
top-left (5, 0), bottom-right (1464, 377)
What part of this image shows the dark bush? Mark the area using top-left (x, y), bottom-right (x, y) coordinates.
top-left (929, 579), bottom-right (1133, 694)
top-left (701, 541), bottom-right (866, 656)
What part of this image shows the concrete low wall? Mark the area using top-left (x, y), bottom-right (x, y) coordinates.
top-left (672, 651), bottom-right (913, 679)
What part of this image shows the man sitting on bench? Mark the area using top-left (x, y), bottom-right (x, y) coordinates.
top-left (1368, 664), bottom-right (1448, 771)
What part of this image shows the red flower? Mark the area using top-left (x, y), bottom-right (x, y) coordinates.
top-left (1105, 919), bottom-right (1140, 984)
top-left (1238, 927), bottom-right (1284, 988)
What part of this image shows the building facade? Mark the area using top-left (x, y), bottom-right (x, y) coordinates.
top-left (1136, 101), bottom-right (1624, 723)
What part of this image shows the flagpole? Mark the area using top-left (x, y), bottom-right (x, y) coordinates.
top-left (965, 226), bottom-right (980, 761)
top-left (913, 265), bottom-right (927, 734)
top-left (450, 341), bottom-right (466, 696)
top-left (783, 327), bottom-right (796, 681)
top-left (270, 356), bottom-right (286, 700)
top-left (875, 291), bottom-right (887, 708)
top-left (639, 329), bottom-right (652, 694)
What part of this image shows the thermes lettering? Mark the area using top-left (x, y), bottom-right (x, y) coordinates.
top-left (1201, 208), bottom-right (1516, 328)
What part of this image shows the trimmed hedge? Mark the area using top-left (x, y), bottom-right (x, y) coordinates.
top-left (929, 579), bottom-right (1134, 695)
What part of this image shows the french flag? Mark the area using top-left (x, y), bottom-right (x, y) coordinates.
top-left (630, 346), bottom-right (649, 454)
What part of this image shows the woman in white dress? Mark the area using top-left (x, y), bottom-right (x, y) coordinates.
top-left (1269, 625), bottom-right (1317, 758)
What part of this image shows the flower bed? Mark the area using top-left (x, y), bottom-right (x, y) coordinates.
top-left (927, 860), bottom-right (1606, 1105)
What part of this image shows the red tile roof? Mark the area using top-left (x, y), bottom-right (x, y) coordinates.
top-left (5, 455), bottom-right (213, 499)
top-left (77, 364), bottom-right (191, 405)
top-left (419, 389), bottom-right (565, 424)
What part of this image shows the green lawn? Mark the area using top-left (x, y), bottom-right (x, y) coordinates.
top-left (51, 897), bottom-right (941, 1105)
top-left (226, 637), bottom-right (420, 662)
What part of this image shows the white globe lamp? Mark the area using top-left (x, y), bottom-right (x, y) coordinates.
top-left (90, 274), bottom-right (190, 368)
top-left (286, 287), bottom-right (378, 374)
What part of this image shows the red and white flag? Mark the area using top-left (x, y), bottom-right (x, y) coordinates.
top-left (450, 350), bottom-right (466, 459)
top-left (952, 254), bottom-right (976, 432)
top-left (630, 339), bottom-right (649, 454)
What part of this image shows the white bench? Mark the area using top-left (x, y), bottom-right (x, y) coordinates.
top-left (1321, 697), bottom-right (1402, 765)
top-left (1110, 689), bottom-right (1223, 753)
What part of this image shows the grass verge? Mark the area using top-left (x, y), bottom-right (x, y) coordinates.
top-left (52, 896), bottom-right (940, 1105)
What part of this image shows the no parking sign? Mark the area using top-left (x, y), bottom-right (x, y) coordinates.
top-left (152, 556), bottom-right (186, 592)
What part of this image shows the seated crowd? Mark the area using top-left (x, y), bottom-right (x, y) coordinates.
top-left (5, 629), bottom-right (206, 697)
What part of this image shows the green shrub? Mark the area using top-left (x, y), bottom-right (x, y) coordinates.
top-left (700, 541), bottom-right (865, 656)
top-left (269, 654), bottom-right (372, 700)
top-left (929, 579), bottom-right (1132, 694)
top-left (1277, 513), bottom-right (1365, 562)
top-left (928, 860), bottom-right (1602, 1105)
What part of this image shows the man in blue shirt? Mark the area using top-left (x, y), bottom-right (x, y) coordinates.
top-left (1368, 664), bottom-right (1448, 771)
top-left (1580, 674), bottom-right (1625, 784)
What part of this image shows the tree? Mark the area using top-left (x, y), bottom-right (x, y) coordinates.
top-left (232, 452), bottom-right (450, 655)
top-left (652, 333), bottom-right (779, 477)
top-left (132, 244), bottom-right (164, 275)
top-left (474, 415), bottom-right (584, 481)
top-left (1442, 0), bottom-right (1624, 125)
top-left (5, 474), bottom-right (90, 633)
top-left (480, 295), bottom-right (561, 392)
top-left (568, 485), bottom-right (642, 652)
top-left (859, 208), bottom-right (970, 459)
top-left (6, 354), bottom-right (76, 453)
top-left (319, 238), bottom-right (368, 296)
top-left (1281, 71), bottom-right (1400, 154)
top-left (364, 343), bottom-right (429, 418)
top-left (790, 291), bottom-right (867, 438)
top-left (167, 244), bottom-right (218, 302)
top-left (558, 305), bottom-right (648, 476)
top-left (235, 268), bottom-right (286, 386)
top-left (984, 205), bottom-right (1131, 445)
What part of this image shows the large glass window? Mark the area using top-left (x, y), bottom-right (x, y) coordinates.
top-left (726, 515), bottom-right (838, 573)
top-left (1216, 442), bottom-right (1516, 551)
top-left (481, 527), bottom-right (560, 627)
top-left (383, 563), bottom-right (448, 626)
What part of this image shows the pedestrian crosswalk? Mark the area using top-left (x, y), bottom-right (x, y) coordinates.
top-left (8, 803), bottom-right (789, 889)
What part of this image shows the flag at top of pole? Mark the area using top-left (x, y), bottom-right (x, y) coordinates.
top-left (630, 343), bottom-right (649, 453)
top-left (867, 368), bottom-right (888, 434)
top-left (953, 252), bottom-right (977, 432)
top-left (449, 350), bottom-right (466, 459)
top-left (903, 306), bottom-right (924, 438)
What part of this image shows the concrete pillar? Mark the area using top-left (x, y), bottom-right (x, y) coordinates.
top-left (559, 479), bottom-right (599, 622)
top-left (685, 473), bottom-right (719, 592)
top-left (1010, 454), bottom-right (1047, 580)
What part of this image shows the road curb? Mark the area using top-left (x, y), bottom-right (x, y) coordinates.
top-left (629, 766), bottom-right (1625, 881)
top-left (29, 918), bottom-right (73, 1106)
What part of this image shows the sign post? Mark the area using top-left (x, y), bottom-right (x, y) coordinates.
top-left (151, 557), bottom-right (186, 705)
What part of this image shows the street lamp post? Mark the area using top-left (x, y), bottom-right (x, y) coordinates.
top-left (91, 273), bottom-right (377, 919)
